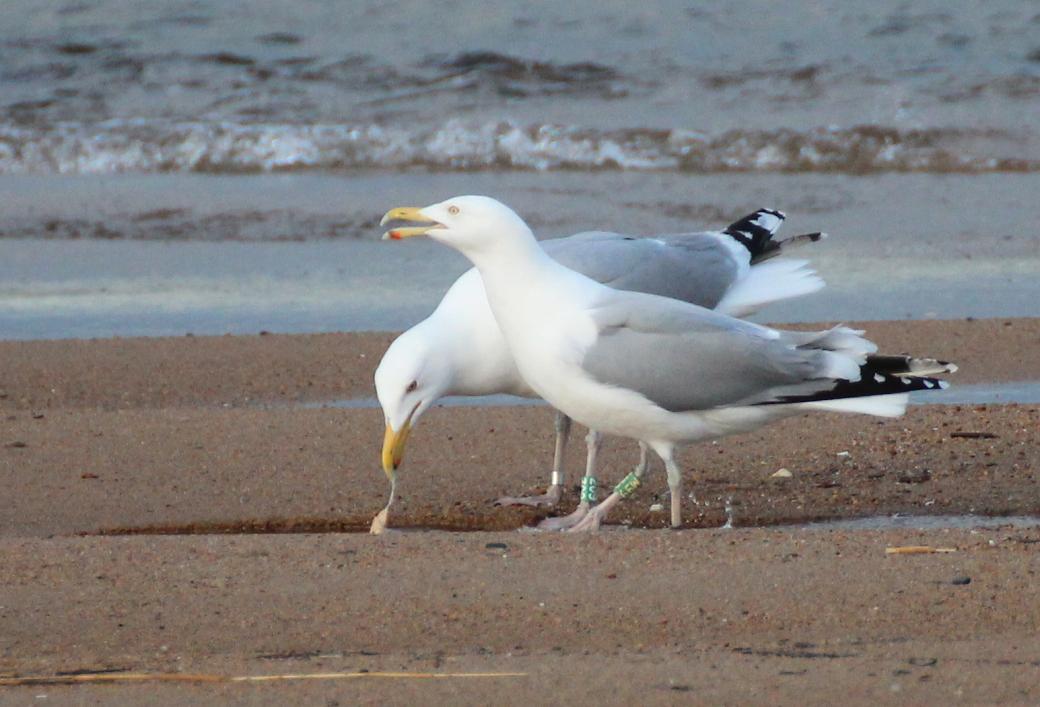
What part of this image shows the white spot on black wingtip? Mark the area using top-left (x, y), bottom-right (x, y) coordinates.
top-left (900, 377), bottom-right (911, 385)
top-left (938, 380), bottom-right (950, 389)
top-left (923, 380), bottom-right (935, 388)
top-left (750, 211), bottom-right (784, 230)
top-left (873, 373), bottom-right (885, 383)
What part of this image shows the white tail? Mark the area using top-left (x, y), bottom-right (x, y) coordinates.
top-left (799, 393), bottom-right (910, 418)
top-left (801, 326), bottom-right (878, 363)
top-left (715, 258), bottom-right (825, 317)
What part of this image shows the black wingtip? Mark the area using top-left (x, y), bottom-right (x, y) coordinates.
top-left (756, 354), bottom-right (956, 406)
top-left (758, 372), bottom-right (948, 406)
top-left (795, 231), bottom-right (826, 244)
top-left (723, 208), bottom-right (787, 260)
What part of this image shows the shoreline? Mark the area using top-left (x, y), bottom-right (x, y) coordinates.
top-left (2, 317), bottom-right (1037, 411)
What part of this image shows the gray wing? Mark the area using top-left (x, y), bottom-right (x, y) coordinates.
top-left (581, 294), bottom-right (831, 412)
top-left (542, 231), bottom-right (742, 309)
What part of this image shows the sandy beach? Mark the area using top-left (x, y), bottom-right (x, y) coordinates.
top-left (1, 318), bottom-right (1038, 703)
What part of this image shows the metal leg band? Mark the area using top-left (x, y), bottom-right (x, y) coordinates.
top-left (580, 475), bottom-right (598, 504)
top-left (613, 471), bottom-right (642, 499)
top-left (550, 471), bottom-right (564, 487)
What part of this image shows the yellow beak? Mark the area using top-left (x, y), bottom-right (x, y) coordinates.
top-left (381, 419), bottom-right (413, 481)
top-left (380, 206), bottom-right (440, 240)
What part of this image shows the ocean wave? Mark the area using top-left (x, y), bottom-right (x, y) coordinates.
top-left (0, 211), bottom-right (378, 241)
top-left (425, 51), bottom-right (627, 97)
top-left (1, 43), bottom-right (632, 104)
top-left (0, 120), bottom-right (1034, 175)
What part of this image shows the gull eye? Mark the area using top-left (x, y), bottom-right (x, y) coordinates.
top-left (406, 380), bottom-right (418, 393)
top-left (447, 205), bottom-right (460, 215)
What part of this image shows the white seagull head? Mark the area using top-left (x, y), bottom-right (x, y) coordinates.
top-left (380, 195), bottom-right (532, 255)
top-left (373, 326), bottom-right (451, 480)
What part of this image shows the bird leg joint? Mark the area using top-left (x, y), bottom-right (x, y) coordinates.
top-left (580, 475), bottom-right (598, 503)
top-left (613, 472), bottom-right (641, 498)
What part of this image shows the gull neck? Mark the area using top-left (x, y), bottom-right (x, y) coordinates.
top-left (457, 225), bottom-right (556, 285)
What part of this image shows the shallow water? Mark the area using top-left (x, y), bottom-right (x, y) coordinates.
top-left (797, 514), bottom-right (1040, 531)
top-left (1, 171), bottom-right (1038, 339)
top-left (305, 381), bottom-right (1040, 411)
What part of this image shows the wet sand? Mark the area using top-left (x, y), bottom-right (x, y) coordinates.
top-left (6, 171), bottom-right (1040, 340)
top-left (2, 317), bottom-right (1037, 410)
top-left (1, 318), bottom-right (1039, 703)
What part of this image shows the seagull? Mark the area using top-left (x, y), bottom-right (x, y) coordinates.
top-left (381, 195), bottom-right (955, 531)
top-left (376, 209), bottom-right (826, 529)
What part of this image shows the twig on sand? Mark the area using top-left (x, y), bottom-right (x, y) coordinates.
top-left (885, 545), bottom-right (958, 555)
top-left (0, 670), bottom-right (527, 687)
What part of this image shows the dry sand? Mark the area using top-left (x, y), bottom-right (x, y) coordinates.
top-left (1, 318), bottom-right (1039, 704)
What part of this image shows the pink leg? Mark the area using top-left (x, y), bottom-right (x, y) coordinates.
top-left (495, 412), bottom-right (571, 507)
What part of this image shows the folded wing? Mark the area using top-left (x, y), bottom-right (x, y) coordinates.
top-left (580, 294), bottom-right (865, 412)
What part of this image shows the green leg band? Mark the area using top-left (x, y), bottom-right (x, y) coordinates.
top-left (613, 471), bottom-right (642, 498)
top-left (580, 475), bottom-right (598, 504)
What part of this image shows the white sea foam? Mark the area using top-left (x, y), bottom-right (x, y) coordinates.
top-left (0, 120), bottom-right (1032, 176)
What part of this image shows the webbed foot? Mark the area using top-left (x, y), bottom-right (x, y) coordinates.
top-left (537, 501), bottom-right (590, 530)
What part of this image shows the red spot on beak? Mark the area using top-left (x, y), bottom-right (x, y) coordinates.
top-left (388, 230), bottom-right (401, 240)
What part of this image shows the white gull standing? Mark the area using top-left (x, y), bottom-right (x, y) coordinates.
top-left (381, 196), bottom-right (955, 531)
top-left (376, 209), bottom-right (826, 529)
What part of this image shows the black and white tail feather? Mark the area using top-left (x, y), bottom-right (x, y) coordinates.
top-left (756, 330), bottom-right (958, 418)
top-left (723, 208), bottom-right (826, 264)
top-left (714, 208), bottom-right (827, 317)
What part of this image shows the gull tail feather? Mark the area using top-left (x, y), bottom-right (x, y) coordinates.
top-left (787, 326), bottom-right (878, 364)
top-left (799, 393), bottom-right (910, 418)
top-left (723, 207), bottom-right (827, 264)
top-left (715, 259), bottom-right (826, 317)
